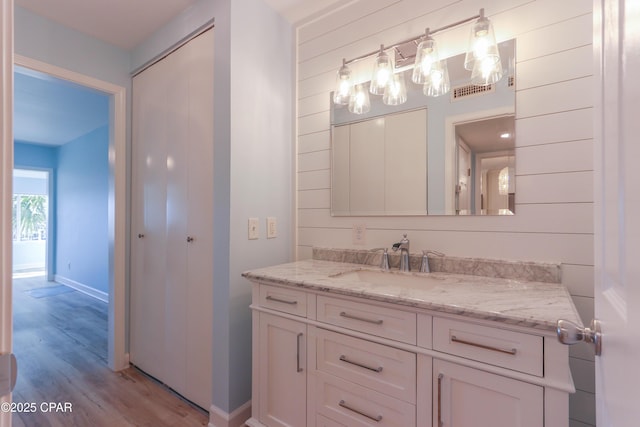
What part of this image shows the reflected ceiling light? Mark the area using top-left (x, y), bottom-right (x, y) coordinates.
top-left (500, 132), bottom-right (511, 139)
top-left (331, 7), bottom-right (502, 113)
top-left (370, 45), bottom-right (393, 95)
top-left (348, 84), bottom-right (371, 114)
top-left (333, 59), bottom-right (353, 105)
top-left (383, 72), bottom-right (407, 105)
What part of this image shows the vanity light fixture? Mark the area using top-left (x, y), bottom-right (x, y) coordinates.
top-left (332, 8), bottom-right (503, 114)
top-left (464, 8), bottom-right (503, 85)
top-left (370, 45), bottom-right (393, 95)
top-left (333, 58), bottom-right (353, 105)
top-left (383, 72), bottom-right (407, 105)
top-left (348, 84), bottom-right (371, 114)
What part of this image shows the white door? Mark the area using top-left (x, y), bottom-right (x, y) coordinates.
top-left (593, 0), bottom-right (640, 425)
top-left (457, 142), bottom-right (471, 214)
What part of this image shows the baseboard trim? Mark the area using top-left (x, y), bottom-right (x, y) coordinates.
top-left (54, 275), bottom-right (108, 303)
top-left (208, 401), bottom-right (251, 427)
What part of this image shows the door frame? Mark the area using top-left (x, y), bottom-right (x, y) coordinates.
top-left (1, 0), bottom-right (14, 424)
top-left (13, 54), bottom-right (128, 372)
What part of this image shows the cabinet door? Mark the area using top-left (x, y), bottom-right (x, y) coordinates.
top-left (259, 313), bottom-right (306, 427)
top-left (433, 360), bottom-right (543, 427)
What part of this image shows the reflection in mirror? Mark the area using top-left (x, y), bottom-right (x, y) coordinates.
top-left (455, 115), bottom-right (515, 215)
top-left (330, 39), bottom-right (515, 216)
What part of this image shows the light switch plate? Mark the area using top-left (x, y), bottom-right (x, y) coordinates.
top-left (267, 217), bottom-right (277, 239)
top-left (248, 218), bottom-right (259, 240)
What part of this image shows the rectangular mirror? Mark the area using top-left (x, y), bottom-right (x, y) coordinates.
top-left (330, 39), bottom-right (515, 216)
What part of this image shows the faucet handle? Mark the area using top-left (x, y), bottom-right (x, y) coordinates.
top-left (381, 248), bottom-right (390, 271)
top-left (420, 250), bottom-right (444, 273)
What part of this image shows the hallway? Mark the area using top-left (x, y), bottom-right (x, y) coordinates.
top-left (11, 276), bottom-right (209, 427)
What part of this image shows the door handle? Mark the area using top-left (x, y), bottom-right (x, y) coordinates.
top-left (0, 353), bottom-right (17, 397)
top-left (557, 319), bottom-right (602, 356)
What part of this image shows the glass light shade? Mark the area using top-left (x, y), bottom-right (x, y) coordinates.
top-left (333, 59), bottom-right (353, 105)
top-left (464, 9), bottom-right (501, 72)
top-left (370, 45), bottom-right (393, 95)
top-left (348, 84), bottom-right (371, 114)
top-left (383, 72), bottom-right (407, 105)
top-left (423, 59), bottom-right (450, 97)
top-left (498, 166), bottom-right (514, 195)
top-left (471, 55), bottom-right (503, 86)
top-left (412, 31), bottom-right (439, 84)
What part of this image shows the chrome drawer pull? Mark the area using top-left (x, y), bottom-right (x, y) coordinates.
top-left (339, 311), bottom-right (383, 325)
top-left (296, 333), bottom-right (303, 373)
top-left (338, 400), bottom-right (382, 422)
top-left (339, 355), bottom-right (383, 373)
top-left (266, 295), bottom-right (298, 305)
top-left (451, 335), bottom-right (517, 355)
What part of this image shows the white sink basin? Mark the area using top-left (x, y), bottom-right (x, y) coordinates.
top-left (331, 269), bottom-right (445, 290)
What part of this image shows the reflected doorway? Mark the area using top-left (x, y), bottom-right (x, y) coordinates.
top-left (454, 115), bottom-right (515, 215)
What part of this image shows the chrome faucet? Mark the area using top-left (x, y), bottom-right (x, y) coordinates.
top-left (392, 234), bottom-right (411, 271)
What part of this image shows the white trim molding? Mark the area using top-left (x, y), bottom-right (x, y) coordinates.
top-left (54, 275), bottom-right (108, 303)
top-left (209, 401), bottom-right (252, 427)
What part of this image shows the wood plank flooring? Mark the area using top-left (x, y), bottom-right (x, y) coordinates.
top-left (11, 276), bottom-right (209, 427)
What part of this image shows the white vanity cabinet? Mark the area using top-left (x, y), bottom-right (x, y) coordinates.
top-left (248, 281), bottom-right (573, 427)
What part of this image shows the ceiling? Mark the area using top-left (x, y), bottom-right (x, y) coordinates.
top-left (455, 115), bottom-right (515, 154)
top-left (14, 67), bottom-right (109, 146)
top-left (13, 0), bottom-right (340, 146)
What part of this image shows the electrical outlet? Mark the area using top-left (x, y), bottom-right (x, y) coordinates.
top-left (352, 223), bottom-right (367, 245)
top-left (248, 218), bottom-right (259, 240)
top-left (267, 217), bottom-right (277, 239)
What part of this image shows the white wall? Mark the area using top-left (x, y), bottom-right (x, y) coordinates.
top-left (295, 1), bottom-right (594, 426)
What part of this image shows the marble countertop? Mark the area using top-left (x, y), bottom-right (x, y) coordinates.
top-left (243, 259), bottom-right (582, 332)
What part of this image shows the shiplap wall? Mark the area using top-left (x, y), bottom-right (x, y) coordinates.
top-left (295, 0), bottom-right (594, 425)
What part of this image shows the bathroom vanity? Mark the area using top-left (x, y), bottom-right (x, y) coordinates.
top-left (243, 253), bottom-right (581, 427)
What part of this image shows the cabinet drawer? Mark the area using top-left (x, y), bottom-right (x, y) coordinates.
top-left (317, 296), bottom-right (416, 344)
top-left (316, 372), bottom-right (416, 427)
top-left (316, 329), bottom-right (416, 403)
top-left (433, 317), bottom-right (543, 376)
top-left (259, 284), bottom-right (307, 317)
top-left (316, 414), bottom-right (345, 427)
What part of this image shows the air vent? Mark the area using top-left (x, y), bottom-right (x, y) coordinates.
top-left (451, 83), bottom-right (495, 101)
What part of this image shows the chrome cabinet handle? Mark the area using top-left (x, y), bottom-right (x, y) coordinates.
top-left (186, 236), bottom-right (194, 242)
top-left (557, 319), bottom-right (602, 356)
top-left (339, 311), bottom-right (383, 325)
top-left (138, 233), bottom-right (145, 238)
top-left (296, 333), bottom-right (303, 373)
top-left (338, 400), bottom-right (382, 422)
top-left (451, 335), bottom-right (517, 355)
top-left (437, 373), bottom-right (443, 427)
top-left (266, 295), bottom-right (298, 305)
top-left (339, 355), bottom-right (383, 373)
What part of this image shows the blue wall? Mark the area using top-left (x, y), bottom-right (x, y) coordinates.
top-left (14, 141), bottom-right (56, 170)
top-left (55, 126), bottom-right (109, 294)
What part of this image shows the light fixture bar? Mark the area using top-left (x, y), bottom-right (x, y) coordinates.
top-left (342, 11), bottom-right (482, 67)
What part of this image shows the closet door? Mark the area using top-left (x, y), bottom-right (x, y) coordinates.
top-left (130, 53), bottom-right (170, 382)
top-left (184, 30), bottom-right (214, 410)
top-left (131, 29), bottom-right (213, 410)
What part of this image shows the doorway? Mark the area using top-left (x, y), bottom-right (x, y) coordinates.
top-left (13, 55), bottom-right (127, 372)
